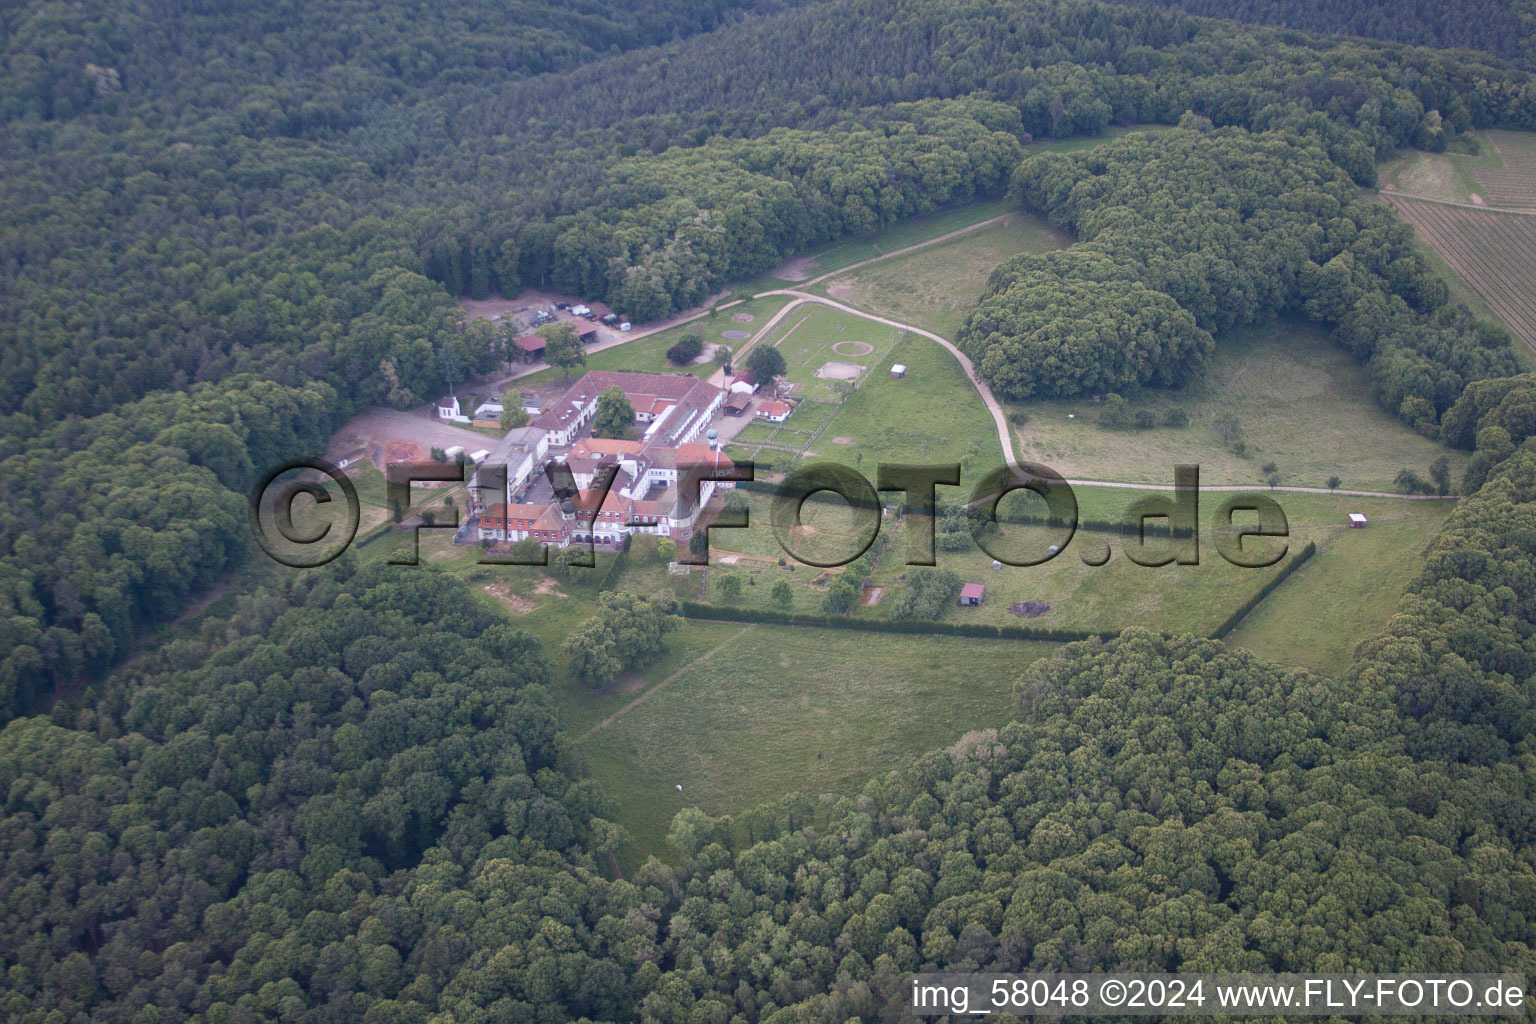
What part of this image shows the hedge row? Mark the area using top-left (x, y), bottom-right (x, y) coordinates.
top-left (674, 539), bottom-right (1318, 643)
top-left (1210, 540), bottom-right (1319, 639)
top-left (678, 600), bottom-right (1110, 642)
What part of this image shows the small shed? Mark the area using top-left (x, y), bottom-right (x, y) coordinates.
top-left (756, 400), bottom-right (791, 422)
top-left (336, 447), bottom-right (369, 470)
top-left (514, 334), bottom-right (547, 362)
top-left (577, 326), bottom-right (599, 345)
top-left (959, 582), bottom-right (986, 606)
top-left (1349, 513), bottom-right (1368, 528)
top-left (890, 363), bottom-right (907, 378)
top-left (723, 393), bottom-right (752, 416)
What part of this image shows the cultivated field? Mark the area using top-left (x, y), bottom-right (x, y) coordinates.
top-left (1385, 196), bottom-right (1536, 349)
top-left (818, 213), bottom-right (1067, 337)
top-left (1472, 131), bottom-right (1536, 209)
top-left (1007, 321), bottom-right (1467, 491)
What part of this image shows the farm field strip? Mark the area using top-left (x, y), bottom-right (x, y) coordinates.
top-left (1473, 132), bottom-right (1536, 208)
top-left (1386, 195), bottom-right (1536, 348)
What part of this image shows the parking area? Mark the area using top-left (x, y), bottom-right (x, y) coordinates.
top-left (327, 409), bottom-right (496, 470)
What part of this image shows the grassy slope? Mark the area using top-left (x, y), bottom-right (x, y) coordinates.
top-left (572, 624), bottom-right (1059, 866)
top-left (1223, 498), bottom-right (1454, 675)
top-left (762, 303), bottom-right (906, 402)
top-left (817, 213), bottom-right (1068, 337)
top-left (812, 329), bottom-right (1004, 468)
top-left (724, 124), bottom-right (1158, 295)
top-left (1005, 320), bottom-right (1468, 492)
top-left (1377, 137), bottom-right (1503, 205)
top-left (512, 294), bottom-right (793, 387)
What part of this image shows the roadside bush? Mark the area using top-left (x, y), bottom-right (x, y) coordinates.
top-left (667, 332), bottom-right (704, 365)
top-left (1099, 394), bottom-right (1131, 429)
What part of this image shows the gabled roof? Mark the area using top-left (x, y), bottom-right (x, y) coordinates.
top-left (536, 370), bottom-right (722, 433)
top-left (959, 583), bottom-right (986, 600)
top-left (673, 443), bottom-right (736, 471)
top-left (570, 438), bottom-right (645, 458)
top-left (483, 502), bottom-right (553, 523)
top-left (515, 334), bottom-right (547, 351)
top-left (533, 505), bottom-right (569, 534)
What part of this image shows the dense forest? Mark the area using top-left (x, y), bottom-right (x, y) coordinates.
top-left (6, 0), bottom-right (1536, 1016)
top-left (1120, 0), bottom-right (1536, 62)
top-left (959, 123), bottom-right (1519, 416)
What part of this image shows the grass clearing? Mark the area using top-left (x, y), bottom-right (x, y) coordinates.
top-left (1224, 497), bottom-right (1454, 675)
top-left (760, 303), bottom-right (905, 402)
top-left (1378, 139), bottom-right (1502, 205)
top-left (802, 331), bottom-right (1005, 470)
top-left (512, 294), bottom-right (793, 387)
top-left (1006, 320), bottom-right (1467, 492)
top-left (574, 624), bottom-right (1060, 865)
top-left (818, 213), bottom-right (1067, 336)
top-left (727, 125), bottom-right (1161, 292)
top-left (863, 526), bottom-right (1302, 635)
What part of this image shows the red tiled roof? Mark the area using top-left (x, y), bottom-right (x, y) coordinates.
top-left (536, 370), bottom-right (721, 432)
top-left (673, 443), bottom-right (735, 470)
top-left (570, 438), bottom-right (644, 457)
top-left (515, 334), bottom-right (547, 351)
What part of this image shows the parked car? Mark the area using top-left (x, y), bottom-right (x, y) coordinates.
top-left (554, 302), bottom-right (570, 310)
top-left (601, 313), bottom-right (620, 326)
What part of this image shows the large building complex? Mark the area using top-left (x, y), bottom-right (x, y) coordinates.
top-left (470, 371), bottom-right (738, 549)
